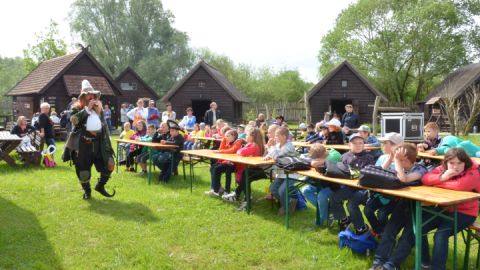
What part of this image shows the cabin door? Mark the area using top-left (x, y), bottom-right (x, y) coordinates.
top-left (329, 99), bottom-right (352, 119)
top-left (191, 99), bottom-right (211, 123)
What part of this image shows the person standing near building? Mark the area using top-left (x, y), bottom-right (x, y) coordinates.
top-left (161, 103), bottom-right (176, 123)
top-left (104, 104), bottom-right (112, 131)
top-left (127, 98), bottom-right (148, 129)
top-left (147, 100), bottom-right (160, 128)
top-left (204, 102), bottom-right (221, 126)
top-left (120, 103), bottom-right (129, 130)
top-left (341, 104), bottom-right (359, 137)
top-left (38, 102), bottom-right (55, 150)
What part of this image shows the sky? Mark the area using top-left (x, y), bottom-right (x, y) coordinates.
top-left (0, 0), bottom-right (356, 83)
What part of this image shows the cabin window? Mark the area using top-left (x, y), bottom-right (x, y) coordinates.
top-left (341, 80), bottom-right (348, 88)
top-left (198, 80), bottom-right (206, 88)
top-left (121, 82), bottom-right (137, 91)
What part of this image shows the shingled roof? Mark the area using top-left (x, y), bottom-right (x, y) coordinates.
top-left (64, 75), bottom-right (115, 96)
top-left (307, 60), bottom-right (388, 101)
top-left (7, 49), bottom-right (120, 97)
top-left (423, 62), bottom-right (480, 104)
top-left (162, 60), bottom-right (249, 103)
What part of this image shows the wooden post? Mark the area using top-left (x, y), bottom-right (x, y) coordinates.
top-left (372, 96), bottom-right (381, 136)
top-left (304, 92), bottom-right (311, 124)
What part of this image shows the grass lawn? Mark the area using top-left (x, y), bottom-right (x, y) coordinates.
top-left (0, 136), bottom-right (478, 269)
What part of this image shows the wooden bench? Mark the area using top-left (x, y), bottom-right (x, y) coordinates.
top-left (463, 221), bottom-right (480, 270)
top-left (16, 132), bottom-right (44, 166)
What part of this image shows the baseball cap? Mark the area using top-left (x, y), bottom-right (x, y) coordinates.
top-left (349, 133), bottom-right (365, 142)
top-left (357, 125), bottom-right (371, 133)
top-left (379, 132), bottom-right (404, 145)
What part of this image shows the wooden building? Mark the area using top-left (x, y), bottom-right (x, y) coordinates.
top-left (307, 60), bottom-right (388, 124)
top-left (7, 48), bottom-right (121, 126)
top-left (420, 62), bottom-right (480, 130)
top-left (162, 60), bottom-right (249, 124)
top-left (115, 67), bottom-right (159, 106)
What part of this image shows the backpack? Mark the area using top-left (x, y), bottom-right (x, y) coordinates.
top-left (359, 165), bottom-right (421, 189)
top-left (275, 156), bottom-right (311, 171)
top-left (338, 227), bottom-right (378, 255)
top-left (322, 160), bottom-right (352, 179)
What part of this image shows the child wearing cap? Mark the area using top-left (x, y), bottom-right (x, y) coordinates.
top-left (357, 125), bottom-right (382, 160)
top-left (305, 123), bottom-right (316, 142)
top-left (301, 143), bottom-right (342, 225)
top-left (154, 121), bottom-right (185, 182)
top-left (425, 135), bottom-right (480, 157)
top-left (363, 132), bottom-right (404, 237)
top-left (370, 143), bottom-right (428, 270)
top-left (324, 118), bottom-right (344, 145)
top-left (237, 125), bottom-right (247, 139)
top-left (327, 133), bottom-right (375, 233)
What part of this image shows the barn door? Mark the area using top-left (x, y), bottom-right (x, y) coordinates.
top-left (352, 100), bottom-right (360, 114)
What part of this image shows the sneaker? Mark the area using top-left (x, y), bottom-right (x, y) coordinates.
top-left (222, 192), bottom-right (238, 202)
top-left (139, 170), bottom-right (147, 176)
top-left (204, 190), bottom-right (220, 197)
top-left (382, 262), bottom-right (398, 270)
top-left (218, 187), bottom-right (225, 195)
top-left (339, 217), bottom-right (351, 231)
top-left (128, 167), bottom-right (135, 172)
top-left (368, 265), bottom-right (383, 270)
top-left (237, 201), bottom-right (247, 211)
top-left (421, 263), bottom-right (431, 270)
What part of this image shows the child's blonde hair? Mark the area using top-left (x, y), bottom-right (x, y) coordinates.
top-left (275, 126), bottom-right (289, 138)
top-left (424, 122), bottom-right (439, 131)
top-left (309, 143), bottom-right (328, 159)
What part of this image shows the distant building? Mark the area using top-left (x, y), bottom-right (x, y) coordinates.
top-left (307, 60), bottom-right (388, 124)
top-left (162, 60), bottom-right (249, 124)
top-left (115, 67), bottom-right (159, 107)
top-left (7, 47), bottom-right (121, 126)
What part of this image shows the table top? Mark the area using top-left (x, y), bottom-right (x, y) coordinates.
top-left (181, 149), bottom-right (275, 166)
top-left (292, 141), bottom-right (381, 151)
top-left (0, 131), bottom-right (22, 141)
top-left (417, 152), bottom-right (480, 163)
top-left (296, 168), bottom-right (480, 206)
top-left (193, 136), bottom-right (222, 141)
top-left (116, 139), bottom-right (178, 149)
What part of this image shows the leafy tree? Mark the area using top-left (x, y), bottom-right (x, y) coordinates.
top-left (0, 56), bottom-right (27, 105)
top-left (70, 0), bottom-right (194, 97)
top-left (318, 0), bottom-right (480, 102)
top-left (23, 20), bottom-right (67, 72)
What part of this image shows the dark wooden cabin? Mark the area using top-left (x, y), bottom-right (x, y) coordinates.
top-left (420, 62), bottom-right (480, 131)
top-left (162, 60), bottom-right (249, 124)
top-left (307, 60), bottom-right (388, 124)
top-left (7, 48), bottom-right (121, 126)
top-left (115, 67), bottom-right (159, 106)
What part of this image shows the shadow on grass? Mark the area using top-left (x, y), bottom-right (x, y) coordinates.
top-left (0, 197), bottom-right (63, 269)
top-left (87, 198), bottom-right (159, 223)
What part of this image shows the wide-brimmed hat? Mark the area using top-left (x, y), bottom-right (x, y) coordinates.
top-left (78, 80), bottom-right (101, 99)
top-left (167, 120), bottom-right (182, 130)
top-left (326, 118), bottom-right (341, 127)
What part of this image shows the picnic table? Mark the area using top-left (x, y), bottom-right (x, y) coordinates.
top-left (0, 131), bottom-right (22, 166)
top-left (292, 141), bottom-right (381, 151)
top-left (292, 168), bottom-right (480, 270)
top-left (116, 139), bottom-right (178, 184)
top-left (417, 152), bottom-right (480, 163)
top-left (181, 149), bottom-right (275, 213)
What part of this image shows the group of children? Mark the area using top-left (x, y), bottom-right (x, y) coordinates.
top-left (117, 115), bottom-right (479, 270)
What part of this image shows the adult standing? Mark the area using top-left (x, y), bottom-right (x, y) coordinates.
top-left (120, 103), bottom-right (129, 130)
top-left (204, 102), bottom-right (221, 126)
top-left (104, 104), bottom-right (112, 131)
top-left (341, 104), bottom-right (359, 132)
top-left (147, 100), bottom-right (160, 128)
top-left (127, 98), bottom-right (148, 129)
top-left (255, 113), bottom-right (265, 128)
top-left (70, 80), bottom-right (115, 199)
top-left (38, 102), bottom-right (55, 150)
top-left (179, 107), bottom-right (196, 130)
top-left (161, 103), bottom-right (176, 123)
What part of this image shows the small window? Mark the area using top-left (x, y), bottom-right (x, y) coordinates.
top-left (121, 82), bottom-right (137, 91)
top-left (341, 80), bottom-right (348, 88)
top-left (198, 80), bottom-right (206, 88)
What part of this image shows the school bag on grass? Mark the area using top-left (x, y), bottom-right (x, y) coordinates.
top-left (338, 227), bottom-right (377, 255)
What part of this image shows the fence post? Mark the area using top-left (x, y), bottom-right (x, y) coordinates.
top-left (372, 96), bottom-right (381, 136)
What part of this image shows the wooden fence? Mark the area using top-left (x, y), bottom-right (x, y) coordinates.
top-left (244, 102), bottom-right (308, 123)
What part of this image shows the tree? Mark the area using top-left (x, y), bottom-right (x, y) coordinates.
top-left (318, 0), bottom-right (480, 102)
top-left (23, 20), bottom-right (67, 72)
top-left (0, 56), bottom-right (27, 106)
top-left (70, 0), bottom-right (194, 97)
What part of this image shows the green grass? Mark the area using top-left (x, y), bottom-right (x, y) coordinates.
top-left (0, 137), bottom-right (478, 269)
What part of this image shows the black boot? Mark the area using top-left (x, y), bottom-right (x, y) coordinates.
top-left (81, 182), bottom-right (91, 200)
top-left (94, 177), bottom-right (116, 197)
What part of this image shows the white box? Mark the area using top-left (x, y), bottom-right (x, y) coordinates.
top-left (381, 113), bottom-right (424, 140)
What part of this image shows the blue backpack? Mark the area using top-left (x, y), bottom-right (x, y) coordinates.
top-left (338, 228), bottom-right (378, 255)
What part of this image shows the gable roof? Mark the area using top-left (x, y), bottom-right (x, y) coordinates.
top-left (115, 67), bottom-right (160, 99)
top-left (162, 60), bottom-right (249, 103)
top-left (307, 60), bottom-right (388, 101)
top-left (64, 75), bottom-right (115, 96)
top-left (7, 49), bottom-right (121, 96)
top-left (423, 62), bottom-right (480, 103)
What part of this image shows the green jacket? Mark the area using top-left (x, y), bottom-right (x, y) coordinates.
top-left (70, 106), bottom-right (114, 164)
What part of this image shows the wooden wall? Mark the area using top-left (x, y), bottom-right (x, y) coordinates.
top-left (116, 71), bottom-right (158, 106)
top-left (166, 66), bottom-right (241, 123)
top-left (309, 65), bottom-right (377, 124)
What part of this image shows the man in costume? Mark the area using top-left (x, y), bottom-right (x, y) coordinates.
top-left (70, 80), bottom-right (116, 199)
